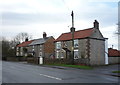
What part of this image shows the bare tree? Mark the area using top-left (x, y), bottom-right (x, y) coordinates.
top-left (2, 37), bottom-right (15, 58)
top-left (14, 32), bottom-right (32, 43)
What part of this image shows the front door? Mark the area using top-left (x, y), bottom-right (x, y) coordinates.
top-left (39, 52), bottom-right (43, 64)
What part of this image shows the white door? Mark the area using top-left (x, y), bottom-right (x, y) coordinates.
top-left (39, 57), bottom-right (43, 64)
top-left (39, 52), bottom-right (43, 64)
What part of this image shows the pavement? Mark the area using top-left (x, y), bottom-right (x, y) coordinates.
top-left (2, 61), bottom-right (120, 83)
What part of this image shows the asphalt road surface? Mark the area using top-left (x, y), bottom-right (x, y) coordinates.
top-left (2, 61), bottom-right (119, 83)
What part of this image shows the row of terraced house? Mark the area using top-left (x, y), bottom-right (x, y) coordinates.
top-left (16, 20), bottom-right (120, 65)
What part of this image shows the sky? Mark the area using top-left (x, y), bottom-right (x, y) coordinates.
top-left (0, 0), bottom-right (119, 49)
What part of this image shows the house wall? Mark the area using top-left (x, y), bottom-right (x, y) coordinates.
top-left (34, 45), bottom-right (39, 57)
top-left (90, 28), bottom-right (104, 39)
top-left (89, 39), bottom-right (105, 65)
top-left (28, 45), bottom-right (44, 57)
top-left (55, 39), bottom-right (87, 60)
top-left (44, 37), bottom-right (55, 58)
top-left (78, 39), bottom-right (87, 58)
top-left (28, 46), bottom-right (32, 53)
top-left (55, 41), bottom-right (71, 59)
top-left (16, 46), bottom-right (30, 57)
top-left (108, 57), bottom-right (120, 64)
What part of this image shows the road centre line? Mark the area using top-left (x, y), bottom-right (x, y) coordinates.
top-left (39, 74), bottom-right (62, 80)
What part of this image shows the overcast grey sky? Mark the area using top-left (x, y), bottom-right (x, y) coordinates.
top-left (0, 0), bottom-right (119, 49)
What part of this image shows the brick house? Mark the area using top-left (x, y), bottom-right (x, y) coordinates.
top-left (16, 32), bottom-right (55, 59)
top-left (55, 20), bottom-right (108, 65)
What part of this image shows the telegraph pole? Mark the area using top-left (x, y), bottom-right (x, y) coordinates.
top-left (71, 11), bottom-right (74, 27)
top-left (70, 11), bottom-right (75, 64)
top-left (118, 1), bottom-right (120, 50)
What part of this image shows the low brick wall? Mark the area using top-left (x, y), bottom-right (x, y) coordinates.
top-left (6, 57), bottom-right (27, 61)
top-left (27, 57), bottom-right (39, 64)
top-left (108, 57), bottom-right (120, 64)
top-left (74, 58), bottom-right (90, 65)
top-left (44, 58), bottom-right (70, 64)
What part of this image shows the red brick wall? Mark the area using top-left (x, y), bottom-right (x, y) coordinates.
top-left (44, 37), bottom-right (55, 53)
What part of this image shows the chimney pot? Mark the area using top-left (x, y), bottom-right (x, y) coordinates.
top-left (94, 20), bottom-right (99, 29)
top-left (43, 32), bottom-right (47, 38)
top-left (25, 37), bottom-right (28, 41)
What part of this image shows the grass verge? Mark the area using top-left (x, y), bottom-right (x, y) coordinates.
top-left (112, 71), bottom-right (120, 73)
top-left (46, 64), bottom-right (93, 69)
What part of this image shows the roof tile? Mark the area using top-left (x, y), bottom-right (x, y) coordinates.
top-left (17, 40), bottom-right (33, 47)
top-left (55, 28), bottom-right (94, 41)
top-left (108, 48), bottom-right (120, 57)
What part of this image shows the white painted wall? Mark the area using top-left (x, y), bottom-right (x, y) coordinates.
top-left (105, 39), bottom-right (108, 65)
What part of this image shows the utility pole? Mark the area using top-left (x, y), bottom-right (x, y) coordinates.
top-left (118, 1), bottom-right (120, 50)
top-left (70, 11), bottom-right (75, 64)
top-left (71, 11), bottom-right (74, 27)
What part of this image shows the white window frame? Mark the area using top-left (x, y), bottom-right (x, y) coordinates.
top-left (40, 45), bottom-right (42, 48)
top-left (56, 51), bottom-right (60, 58)
top-left (39, 52), bottom-right (42, 57)
top-left (56, 42), bottom-right (61, 49)
top-left (61, 52), bottom-right (64, 58)
top-left (20, 52), bottom-right (23, 56)
top-left (16, 52), bottom-right (19, 56)
top-left (74, 49), bottom-right (79, 59)
top-left (32, 49), bottom-right (34, 51)
top-left (17, 47), bottom-right (19, 51)
top-left (74, 39), bottom-right (79, 48)
top-left (32, 45), bottom-right (34, 51)
top-left (33, 45), bottom-right (34, 48)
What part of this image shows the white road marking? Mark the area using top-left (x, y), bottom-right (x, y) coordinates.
top-left (39, 74), bottom-right (62, 80)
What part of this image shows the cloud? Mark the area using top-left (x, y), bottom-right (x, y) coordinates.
top-left (2, 1), bottom-right (117, 27)
top-left (0, 0), bottom-right (119, 49)
top-left (2, 12), bottom-right (71, 26)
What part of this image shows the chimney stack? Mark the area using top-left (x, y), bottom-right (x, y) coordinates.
top-left (94, 20), bottom-right (99, 29)
top-left (43, 32), bottom-right (47, 38)
top-left (25, 37), bottom-right (28, 42)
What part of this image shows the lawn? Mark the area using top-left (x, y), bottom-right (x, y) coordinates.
top-left (46, 64), bottom-right (93, 69)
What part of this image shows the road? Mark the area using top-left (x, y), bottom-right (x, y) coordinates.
top-left (0, 61), bottom-right (2, 84)
top-left (2, 61), bottom-right (119, 83)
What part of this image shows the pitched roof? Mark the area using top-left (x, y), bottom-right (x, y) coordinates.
top-left (108, 48), bottom-right (120, 57)
top-left (29, 37), bottom-right (50, 46)
top-left (55, 28), bottom-right (94, 42)
top-left (16, 36), bottom-right (53, 47)
top-left (17, 40), bottom-right (33, 47)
